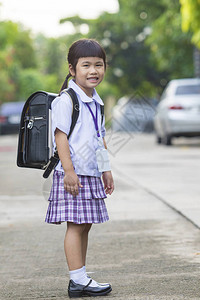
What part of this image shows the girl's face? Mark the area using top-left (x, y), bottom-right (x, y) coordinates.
top-left (69, 57), bottom-right (105, 97)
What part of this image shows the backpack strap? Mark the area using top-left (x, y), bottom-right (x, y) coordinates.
top-left (100, 105), bottom-right (104, 125)
top-left (62, 88), bottom-right (80, 138)
top-left (43, 88), bottom-right (79, 178)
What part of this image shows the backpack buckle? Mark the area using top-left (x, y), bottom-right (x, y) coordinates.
top-left (27, 119), bottom-right (34, 129)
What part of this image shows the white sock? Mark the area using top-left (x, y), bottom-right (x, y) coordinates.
top-left (69, 266), bottom-right (99, 287)
top-left (69, 267), bottom-right (89, 286)
top-left (82, 265), bottom-right (91, 279)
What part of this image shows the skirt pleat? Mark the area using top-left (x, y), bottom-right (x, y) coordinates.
top-left (45, 171), bottom-right (109, 225)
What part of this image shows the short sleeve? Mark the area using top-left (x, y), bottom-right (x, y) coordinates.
top-left (51, 93), bottom-right (72, 136)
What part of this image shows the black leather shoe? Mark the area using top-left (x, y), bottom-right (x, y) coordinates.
top-left (68, 279), bottom-right (112, 298)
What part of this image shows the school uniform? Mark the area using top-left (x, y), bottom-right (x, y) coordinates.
top-left (45, 79), bottom-right (109, 225)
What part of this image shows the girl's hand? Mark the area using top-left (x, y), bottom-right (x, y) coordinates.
top-left (64, 170), bottom-right (83, 196)
top-left (102, 171), bottom-right (114, 195)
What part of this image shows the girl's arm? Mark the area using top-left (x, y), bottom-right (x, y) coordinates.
top-left (102, 138), bottom-right (114, 195)
top-left (103, 137), bottom-right (107, 149)
top-left (55, 128), bottom-right (83, 196)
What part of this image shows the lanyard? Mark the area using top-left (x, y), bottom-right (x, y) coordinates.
top-left (86, 102), bottom-right (100, 138)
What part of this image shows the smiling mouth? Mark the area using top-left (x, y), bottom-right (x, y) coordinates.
top-left (87, 77), bottom-right (99, 81)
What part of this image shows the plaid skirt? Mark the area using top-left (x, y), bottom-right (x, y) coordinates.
top-left (45, 171), bottom-right (109, 225)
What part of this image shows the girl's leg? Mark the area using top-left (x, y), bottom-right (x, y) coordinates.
top-left (82, 223), bottom-right (92, 266)
top-left (64, 222), bottom-right (86, 270)
top-left (65, 222), bottom-right (98, 287)
top-left (65, 222), bottom-right (111, 294)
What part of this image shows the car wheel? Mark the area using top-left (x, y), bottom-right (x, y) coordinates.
top-left (163, 134), bottom-right (172, 146)
top-left (156, 136), bottom-right (162, 144)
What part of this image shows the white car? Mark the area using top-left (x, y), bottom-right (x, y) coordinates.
top-left (154, 78), bottom-right (200, 145)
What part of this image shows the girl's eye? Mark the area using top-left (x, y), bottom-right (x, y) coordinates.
top-left (83, 64), bottom-right (89, 67)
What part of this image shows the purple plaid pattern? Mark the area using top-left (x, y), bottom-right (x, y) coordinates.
top-left (45, 171), bottom-right (109, 224)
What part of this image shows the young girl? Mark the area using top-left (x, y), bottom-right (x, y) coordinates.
top-left (45, 39), bottom-right (114, 298)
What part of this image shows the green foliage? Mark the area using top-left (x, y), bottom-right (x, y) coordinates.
top-left (0, 21), bottom-right (38, 102)
top-left (0, 0), bottom-right (195, 104)
top-left (0, 21), bottom-right (36, 68)
top-left (0, 70), bottom-right (15, 102)
top-left (44, 74), bottom-right (61, 94)
top-left (61, 0), bottom-right (193, 99)
top-left (34, 34), bottom-right (70, 93)
top-left (146, 0), bottom-right (193, 79)
top-left (61, 11), bottom-right (163, 98)
top-left (180, 0), bottom-right (200, 48)
top-left (0, 21), bottom-right (64, 102)
top-left (0, 20), bottom-right (18, 48)
top-left (13, 29), bottom-right (37, 68)
top-left (18, 69), bottom-right (45, 99)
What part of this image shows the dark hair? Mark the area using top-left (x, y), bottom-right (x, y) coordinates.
top-left (60, 39), bottom-right (106, 93)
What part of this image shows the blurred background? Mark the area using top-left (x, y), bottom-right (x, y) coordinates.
top-left (0, 0), bottom-right (200, 144)
top-left (1, 3), bottom-right (200, 297)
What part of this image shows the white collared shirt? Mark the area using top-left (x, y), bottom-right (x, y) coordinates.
top-left (51, 79), bottom-right (106, 177)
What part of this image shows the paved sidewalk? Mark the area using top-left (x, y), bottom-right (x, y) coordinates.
top-left (1, 175), bottom-right (200, 300)
top-left (108, 133), bottom-right (200, 229)
top-left (0, 134), bottom-right (200, 299)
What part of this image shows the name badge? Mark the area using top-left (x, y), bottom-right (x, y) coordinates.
top-left (96, 148), bottom-right (111, 172)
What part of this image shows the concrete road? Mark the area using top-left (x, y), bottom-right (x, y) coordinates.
top-left (0, 133), bottom-right (200, 300)
top-left (106, 131), bottom-right (200, 228)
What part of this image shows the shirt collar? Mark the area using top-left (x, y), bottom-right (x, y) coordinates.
top-left (68, 79), bottom-right (104, 106)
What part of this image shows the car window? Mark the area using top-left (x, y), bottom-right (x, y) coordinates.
top-left (175, 85), bottom-right (200, 95)
top-left (0, 102), bottom-right (24, 116)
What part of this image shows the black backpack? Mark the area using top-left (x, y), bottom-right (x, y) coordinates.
top-left (17, 88), bottom-right (104, 178)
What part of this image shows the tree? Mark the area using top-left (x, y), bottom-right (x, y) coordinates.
top-left (60, 2), bottom-right (165, 98)
top-left (18, 69), bottom-right (45, 99)
top-left (34, 34), bottom-right (72, 93)
top-left (0, 0), bottom-right (195, 103)
top-left (13, 29), bottom-right (37, 69)
top-left (180, 0), bottom-right (200, 48)
top-left (0, 20), bottom-right (37, 102)
top-left (60, 0), bottom-right (194, 98)
top-left (146, 0), bottom-right (194, 80)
